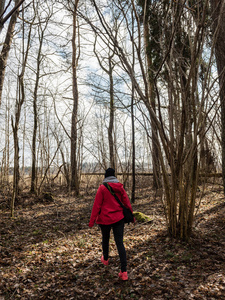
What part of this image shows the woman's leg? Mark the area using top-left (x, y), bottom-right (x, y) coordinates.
top-left (99, 224), bottom-right (111, 261)
top-left (112, 219), bottom-right (127, 272)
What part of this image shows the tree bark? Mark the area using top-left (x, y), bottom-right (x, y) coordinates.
top-left (0, 0), bottom-right (26, 33)
top-left (143, 14), bottom-right (162, 190)
top-left (10, 5), bottom-right (31, 217)
top-left (131, 78), bottom-right (136, 203)
top-left (93, 34), bottom-right (116, 170)
top-left (131, 11), bottom-right (136, 203)
top-left (31, 28), bottom-right (44, 193)
top-left (71, 0), bottom-right (80, 195)
top-left (108, 59), bottom-right (115, 170)
top-left (11, 115), bottom-right (20, 218)
top-left (210, 0), bottom-right (225, 194)
top-left (0, 0), bottom-right (6, 20)
top-left (0, 0), bottom-right (20, 107)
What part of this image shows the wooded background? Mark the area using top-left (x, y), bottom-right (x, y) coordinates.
top-left (0, 0), bottom-right (225, 240)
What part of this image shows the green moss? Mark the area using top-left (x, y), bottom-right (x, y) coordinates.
top-left (133, 211), bottom-right (152, 223)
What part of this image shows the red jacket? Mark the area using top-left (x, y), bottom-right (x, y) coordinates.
top-left (89, 183), bottom-right (133, 226)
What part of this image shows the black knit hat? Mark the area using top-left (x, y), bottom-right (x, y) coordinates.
top-left (105, 168), bottom-right (115, 178)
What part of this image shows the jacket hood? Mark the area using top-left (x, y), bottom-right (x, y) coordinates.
top-left (102, 182), bottom-right (124, 194)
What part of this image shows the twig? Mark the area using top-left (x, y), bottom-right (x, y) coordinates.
top-left (10, 286), bottom-right (19, 299)
top-left (57, 230), bottom-right (67, 238)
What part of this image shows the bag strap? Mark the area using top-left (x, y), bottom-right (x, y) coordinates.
top-left (103, 182), bottom-right (125, 209)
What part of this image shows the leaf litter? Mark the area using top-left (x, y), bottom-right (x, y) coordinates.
top-left (0, 180), bottom-right (225, 299)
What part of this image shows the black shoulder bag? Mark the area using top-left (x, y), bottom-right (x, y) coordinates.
top-left (103, 183), bottom-right (134, 224)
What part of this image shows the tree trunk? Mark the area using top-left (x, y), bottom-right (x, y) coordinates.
top-left (0, 1), bottom-right (6, 21)
top-left (0, 0), bottom-right (25, 33)
top-left (11, 116), bottom-right (20, 218)
top-left (0, 0), bottom-right (19, 107)
top-left (71, 1), bottom-right (80, 195)
top-left (131, 80), bottom-right (136, 203)
top-left (131, 10), bottom-right (136, 203)
top-left (31, 29), bottom-right (44, 193)
top-left (93, 34), bottom-right (116, 170)
top-left (108, 59), bottom-right (115, 170)
top-left (11, 72), bottom-right (25, 217)
top-left (143, 5), bottom-right (162, 190)
top-left (210, 0), bottom-right (225, 194)
top-left (10, 7), bottom-right (30, 217)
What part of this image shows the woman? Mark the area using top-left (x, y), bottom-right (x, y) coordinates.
top-left (89, 168), bottom-right (134, 281)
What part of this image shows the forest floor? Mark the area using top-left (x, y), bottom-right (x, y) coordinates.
top-left (0, 177), bottom-right (225, 300)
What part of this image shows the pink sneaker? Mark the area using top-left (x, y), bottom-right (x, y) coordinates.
top-left (118, 271), bottom-right (128, 281)
top-left (101, 255), bottom-right (109, 265)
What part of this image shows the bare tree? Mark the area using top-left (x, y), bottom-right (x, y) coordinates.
top-left (30, 1), bottom-right (52, 193)
top-left (93, 36), bottom-right (117, 170)
top-left (10, 2), bottom-right (32, 217)
top-left (86, 0), bottom-right (213, 240)
top-left (210, 0), bottom-right (225, 193)
top-left (0, 0), bottom-right (6, 19)
top-left (0, 0), bottom-right (21, 107)
top-left (0, 88), bottom-right (10, 187)
top-left (0, 0), bottom-right (26, 33)
top-left (66, 0), bottom-right (80, 195)
top-left (138, 0), bottom-right (162, 189)
top-left (130, 10), bottom-right (136, 203)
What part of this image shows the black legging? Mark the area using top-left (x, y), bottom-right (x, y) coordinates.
top-left (99, 218), bottom-right (127, 272)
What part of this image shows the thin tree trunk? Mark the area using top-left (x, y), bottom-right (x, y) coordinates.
top-left (31, 28), bottom-right (44, 193)
top-left (131, 81), bottom-right (136, 203)
top-left (1, 94), bottom-right (10, 184)
top-left (0, 0), bottom-right (20, 107)
top-left (71, 1), bottom-right (80, 195)
top-left (143, 10), bottom-right (162, 190)
top-left (93, 35), bottom-right (116, 170)
top-left (211, 0), bottom-right (225, 194)
top-left (11, 72), bottom-right (25, 217)
top-left (0, 0), bottom-right (6, 32)
top-left (0, 0), bottom-right (25, 33)
top-left (108, 61), bottom-right (115, 169)
top-left (11, 114), bottom-right (19, 218)
top-left (11, 6), bottom-right (30, 217)
top-left (131, 11), bottom-right (136, 203)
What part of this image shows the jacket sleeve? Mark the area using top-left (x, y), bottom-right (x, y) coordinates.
top-left (89, 186), bottom-right (104, 227)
